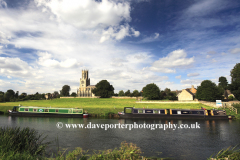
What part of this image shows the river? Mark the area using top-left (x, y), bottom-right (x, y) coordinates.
top-left (0, 115), bottom-right (239, 160)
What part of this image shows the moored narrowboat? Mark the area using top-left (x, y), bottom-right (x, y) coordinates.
top-left (118, 107), bottom-right (234, 120)
top-left (8, 106), bottom-right (85, 118)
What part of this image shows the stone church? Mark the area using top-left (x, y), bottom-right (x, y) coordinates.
top-left (77, 70), bottom-right (96, 97)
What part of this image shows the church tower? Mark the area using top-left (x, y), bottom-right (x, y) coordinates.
top-left (77, 70), bottom-right (95, 97)
top-left (80, 70), bottom-right (90, 88)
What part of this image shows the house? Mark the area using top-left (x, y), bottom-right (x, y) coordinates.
top-left (177, 85), bottom-right (197, 101)
top-left (224, 90), bottom-right (235, 99)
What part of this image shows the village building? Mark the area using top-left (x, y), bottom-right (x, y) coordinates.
top-left (77, 70), bottom-right (96, 97)
top-left (177, 85), bottom-right (197, 101)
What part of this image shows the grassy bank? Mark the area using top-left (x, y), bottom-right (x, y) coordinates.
top-left (0, 98), bottom-right (211, 115)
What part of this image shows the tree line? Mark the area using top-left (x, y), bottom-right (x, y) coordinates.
top-left (1, 63), bottom-right (239, 102)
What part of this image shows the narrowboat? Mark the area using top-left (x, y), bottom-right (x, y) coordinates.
top-left (118, 107), bottom-right (234, 120)
top-left (8, 106), bottom-right (85, 118)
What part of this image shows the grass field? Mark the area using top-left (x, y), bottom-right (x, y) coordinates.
top-left (0, 98), bottom-right (212, 115)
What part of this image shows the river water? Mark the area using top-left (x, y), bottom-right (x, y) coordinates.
top-left (0, 115), bottom-right (239, 160)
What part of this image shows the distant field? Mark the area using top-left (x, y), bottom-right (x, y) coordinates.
top-left (0, 98), bottom-right (211, 115)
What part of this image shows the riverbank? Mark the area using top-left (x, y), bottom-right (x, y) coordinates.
top-left (0, 98), bottom-right (210, 114)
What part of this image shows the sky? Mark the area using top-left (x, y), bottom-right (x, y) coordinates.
top-left (0, 0), bottom-right (240, 94)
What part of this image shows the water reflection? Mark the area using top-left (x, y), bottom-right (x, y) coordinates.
top-left (0, 115), bottom-right (239, 160)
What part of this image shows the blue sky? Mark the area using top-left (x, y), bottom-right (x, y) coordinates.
top-left (0, 0), bottom-right (240, 94)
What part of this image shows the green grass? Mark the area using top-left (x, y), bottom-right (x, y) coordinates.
top-left (0, 98), bottom-right (211, 115)
top-left (208, 146), bottom-right (240, 160)
top-left (0, 127), bottom-right (50, 160)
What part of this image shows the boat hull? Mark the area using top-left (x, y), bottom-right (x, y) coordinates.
top-left (118, 114), bottom-right (230, 120)
top-left (9, 112), bottom-right (83, 118)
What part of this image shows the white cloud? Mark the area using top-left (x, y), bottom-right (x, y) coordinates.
top-left (229, 48), bottom-right (240, 54)
top-left (37, 52), bottom-right (81, 68)
top-left (212, 59), bottom-right (217, 62)
top-left (175, 75), bottom-right (181, 79)
top-left (206, 55), bottom-right (211, 58)
top-left (136, 32), bottom-right (159, 43)
top-left (150, 49), bottom-right (194, 73)
top-left (35, 0), bottom-right (131, 29)
top-left (207, 51), bottom-right (217, 54)
top-left (0, 0), bottom-right (7, 8)
top-left (100, 24), bottom-right (140, 43)
top-left (187, 73), bottom-right (199, 77)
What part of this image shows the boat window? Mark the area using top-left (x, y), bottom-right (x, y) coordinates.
top-left (153, 110), bottom-right (158, 114)
top-left (133, 109), bottom-right (138, 113)
top-left (160, 110), bottom-right (165, 114)
top-left (33, 109), bottom-right (37, 112)
top-left (55, 109), bottom-right (59, 112)
top-left (138, 110), bottom-right (143, 113)
top-left (145, 110), bottom-right (153, 113)
top-left (171, 110), bottom-right (177, 114)
top-left (45, 109), bottom-right (49, 112)
top-left (125, 108), bottom-right (132, 113)
top-left (24, 108), bottom-right (29, 111)
top-left (177, 111), bottom-right (181, 114)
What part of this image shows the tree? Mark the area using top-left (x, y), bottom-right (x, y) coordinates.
top-left (142, 83), bottom-right (161, 100)
top-left (0, 91), bottom-right (4, 102)
top-left (132, 90), bottom-right (140, 97)
top-left (218, 76), bottom-right (228, 90)
top-left (125, 90), bottom-right (131, 97)
top-left (4, 92), bottom-right (11, 102)
top-left (19, 93), bottom-right (27, 100)
top-left (92, 80), bottom-right (114, 98)
top-left (53, 91), bottom-right (59, 98)
top-left (196, 80), bottom-right (223, 102)
top-left (61, 85), bottom-right (71, 96)
top-left (71, 92), bottom-right (77, 97)
top-left (7, 89), bottom-right (15, 100)
top-left (229, 63), bottom-right (240, 100)
top-left (118, 90), bottom-right (125, 96)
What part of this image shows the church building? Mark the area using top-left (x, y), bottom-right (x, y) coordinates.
top-left (77, 70), bottom-right (96, 97)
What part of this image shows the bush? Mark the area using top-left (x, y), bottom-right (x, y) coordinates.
top-left (89, 141), bottom-right (142, 160)
top-left (0, 127), bottom-right (50, 159)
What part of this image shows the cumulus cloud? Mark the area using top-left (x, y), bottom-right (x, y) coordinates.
top-left (206, 55), bottom-right (211, 58)
top-left (34, 0), bottom-right (139, 43)
top-left (150, 49), bottom-right (195, 73)
top-left (207, 51), bottom-right (217, 54)
top-left (175, 75), bottom-right (181, 79)
top-left (35, 0), bottom-right (131, 29)
top-left (136, 32), bottom-right (159, 43)
top-left (0, 57), bottom-right (34, 78)
top-left (37, 52), bottom-right (81, 68)
top-left (0, 0), bottom-right (7, 8)
top-left (229, 48), bottom-right (240, 54)
top-left (100, 24), bottom-right (140, 43)
top-left (187, 73), bottom-right (199, 77)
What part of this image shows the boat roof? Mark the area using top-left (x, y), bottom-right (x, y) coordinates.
top-left (130, 107), bottom-right (205, 111)
top-left (18, 106), bottom-right (82, 110)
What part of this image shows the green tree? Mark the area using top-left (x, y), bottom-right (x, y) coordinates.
top-left (142, 83), bottom-right (161, 100)
top-left (19, 93), bottom-right (27, 100)
top-left (71, 92), bottom-right (77, 97)
top-left (229, 63), bottom-right (240, 100)
top-left (92, 80), bottom-right (114, 98)
top-left (125, 90), bottom-right (131, 97)
top-left (0, 91), bottom-right (4, 102)
top-left (61, 85), bottom-right (71, 96)
top-left (132, 90), bottom-right (140, 97)
top-left (118, 90), bottom-right (125, 96)
top-left (218, 76), bottom-right (228, 90)
top-left (7, 89), bottom-right (15, 100)
top-left (4, 92), bottom-right (11, 102)
top-left (196, 80), bottom-right (223, 101)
